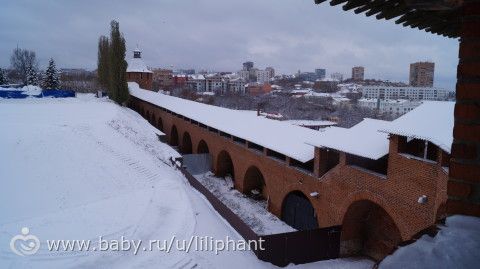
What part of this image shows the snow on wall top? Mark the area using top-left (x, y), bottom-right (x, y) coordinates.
top-left (129, 83), bottom-right (319, 162)
top-left (127, 58), bottom-right (152, 73)
top-left (308, 119), bottom-right (391, 160)
top-left (379, 101), bottom-right (454, 153)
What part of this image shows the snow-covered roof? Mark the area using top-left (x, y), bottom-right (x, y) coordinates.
top-left (287, 120), bottom-right (337, 127)
top-left (188, 74), bottom-right (205, 80)
top-left (307, 119), bottom-right (391, 160)
top-left (379, 101), bottom-right (454, 153)
top-left (127, 58), bottom-right (152, 73)
top-left (129, 83), bottom-right (319, 162)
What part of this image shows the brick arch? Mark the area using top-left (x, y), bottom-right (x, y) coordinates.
top-left (149, 113), bottom-right (156, 125)
top-left (157, 116), bottom-right (164, 132)
top-left (340, 198), bottom-right (402, 261)
top-left (243, 165), bottom-right (266, 199)
top-left (145, 110), bottom-right (151, 122)
top-left (215, 150), bottom-right (235, 181)
top-left (280, 190), bottom-right (319, 231)
top-left (170, 125), bottom-right (179, 146)
top-left (181, 131), bottom-right (193, 154)
top-left (197, 139), bottom-right (209, 154)
top-left (337, 191), bottom-right (409, 241)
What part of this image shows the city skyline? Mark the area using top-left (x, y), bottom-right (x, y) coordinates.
top-left (0, 0), bottom-right (458, 90)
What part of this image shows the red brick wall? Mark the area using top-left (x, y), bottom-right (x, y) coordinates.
top-left (132, 97), bottom-right (449, 259)
top-left (449, 0), bottom-right (480, 216)
top-left (127, 72), bottom-right (153, 91)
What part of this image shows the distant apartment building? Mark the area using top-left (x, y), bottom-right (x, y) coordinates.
top-left (298, 72), bottom-right (317, 81)
top-left (205, 74), bottom-right (227, 93)
top-left (187, 74), bottom-right (206, 92)
top-left (360, 86), bottom-right (448, 101)
top-left (409, 61), bottom-right (434, 87)
top-left (172, 74), bottom-right (188, 87)
top-left (238, 70), bottom-right (250, 81)
top-left (227, 78), bottom-right (246, 94)
top-left (265, 67), bottom-right (275, 78)
top-left (330, 72), bottom-right (343, 81)
top-left (358, 98), bottom-right (422, 116)
top-left (255, 69), bottom-right (271, 83)
top-left (152, 69), bottom-right (173, 88)
top-left (352, 66), bottom-right (365, 80)
top-left (315, 68), bottom-right (326, 79)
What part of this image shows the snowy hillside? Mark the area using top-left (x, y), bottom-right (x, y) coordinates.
top-left (0, 95), bottom-right (372, 269)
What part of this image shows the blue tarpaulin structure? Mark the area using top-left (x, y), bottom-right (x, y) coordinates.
top-left (0, 89), bottom-right (76, 99)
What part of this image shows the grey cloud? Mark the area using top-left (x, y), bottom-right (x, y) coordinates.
top-left (0, 0), bottom-right (458, 89)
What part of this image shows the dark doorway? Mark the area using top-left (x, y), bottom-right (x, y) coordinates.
top-left (181, 132), bottom-right (193, 154)
top-left (170, 125), bottom-right (179, 146)
top-left (243, 166), bottom-right (266, 199)
top-left (281, 191), bottom-right (318, 231)
top-left (157, 117), bottom-right (163, 132)
top-left (216, 150), bottom-right (234, 181)
top-left (197, 140), bottom-right (209, 153)
top-left (340, 200), bottom-right (401, 260)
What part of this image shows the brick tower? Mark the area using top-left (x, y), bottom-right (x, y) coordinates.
top-left (126, 46), bottom-right (153, 90)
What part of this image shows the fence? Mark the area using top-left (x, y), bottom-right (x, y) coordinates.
top-left (175, 158), bottom-right (341, 267)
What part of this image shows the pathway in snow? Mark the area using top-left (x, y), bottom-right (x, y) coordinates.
top-left (0, 96), bottom-right (373, 269)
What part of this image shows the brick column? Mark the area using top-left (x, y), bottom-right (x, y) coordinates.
top-left (448, 0), bottom-right (480, 216)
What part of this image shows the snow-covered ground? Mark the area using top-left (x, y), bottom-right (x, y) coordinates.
top-left (0, 95), bottom-right (373, 268)
top-left (380, 215), bottom-right (480, 269)
top-left (195, 172), bottom-right (295, 235)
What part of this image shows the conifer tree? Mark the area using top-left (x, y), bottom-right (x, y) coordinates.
top-left (26, 64), bottom-right (38, 86)
top-left (0, 68), bottom-right (7, 85)
top-left (43, 58), bottom-right (60, 89)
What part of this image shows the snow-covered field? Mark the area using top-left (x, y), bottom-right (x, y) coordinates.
top-left (0, 95), bottom-right (373, 269)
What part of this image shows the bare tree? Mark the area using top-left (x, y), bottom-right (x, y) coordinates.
top-left (10, 47), bottom-right (38, 83)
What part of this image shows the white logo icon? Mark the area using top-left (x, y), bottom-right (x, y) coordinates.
top-left (10, 227), bottom-right (40, 256)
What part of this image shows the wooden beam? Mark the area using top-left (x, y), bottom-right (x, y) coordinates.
top-left (329, 0), bottom-right (349, 6)
top-left (343, 0), bottom-right (371, 11)
top-left (404, 0), bottom-right (462, 11)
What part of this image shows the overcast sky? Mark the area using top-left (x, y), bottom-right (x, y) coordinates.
top-left (0, 0), bottom-right (459, 89)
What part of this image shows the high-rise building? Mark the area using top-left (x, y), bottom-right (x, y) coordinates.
top-left (409, 62), bottom-right (434, 87)
top-left (352, 66), bottom-right (365, 80)
top-left (243, 61), bottom-right (254, 71)
top-left (255, 69), bottom-right (271, 83)
top-left (315, 68), bottom-right (326, 79)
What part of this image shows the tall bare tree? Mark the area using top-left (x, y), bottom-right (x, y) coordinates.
top-left (10, 47), bottom-right (38, 84)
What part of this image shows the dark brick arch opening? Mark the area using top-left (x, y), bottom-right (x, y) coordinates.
top-left (181, 132), bottom-right (193, 154)
top-left (340, 200), bottom-right (402, 261)
top-left (197, 139), bottom-right (209, 154)
top-left (216, 150), bottom-right (234, 181)
top-left (145, 110), bottom-right (150, 121)
top-left (170, 125), bottom-right (179, 146)
top-left (281, 191), bottom-right (318, 231)
top-left (149, 113), bottom-right (155, 125)
top-left (157, 117), bottom-right (163, 132)
top-left (243, 166), bottom-right (266, 199)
